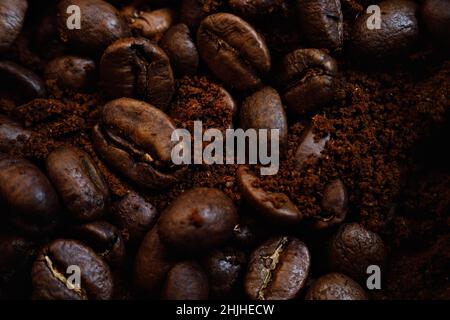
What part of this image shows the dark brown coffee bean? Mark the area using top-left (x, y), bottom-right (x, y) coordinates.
top-left (197, 13), bottom-right (271, 91)
top-left (329, 223), bottom-right (387, 282)
top-left (202, 247), bottom-right (246, 299)
top-left (56, 0), bottom-right (130, 53)
top-left (296, 0), bottom-right (344, 49)
top-left (421, 0), bottom-right (450, 46)
top-left (100, 37), bottom-right (174, 109)
top-left (315, 179), bottom-right (348, 229)
top-left (305, 273), bottom-right (369, 300)
top-left (245, 236), bottom-right (311, 300)
top-left (124, 7), bottom-right (176, 39)
top-left (229, 0), bottom-right (288, 19)
top-left (0, 154), bottom-right (60, 235)
top-left (160, 24), bottom-right (199, 76)
top-left (239, 86), bottom-right (288, 154)
top-left (351, 0), bottom-right (419, 59)
top-left (71, 221), bottom-right (126, 269)
top-left (158, 187), bottom-right (238, 252)
top-left (32, 239), bottom-right (114, 300)
top-left (92, 98), bottom-right (185, 190)
top-left (278, 49), bottom-right (338, 116)
top-left (180, 0), bottom-right (224, 30)
top-left (112, 192), bottom-right (159, 245)
top-left (161, 261), bottom-right (209, 300)
top-left (295, 127), bottom-right (330, 170)
top-left (237, 166), bottom-right (303, 224)
top-left (44, 56), bottom-right (96, 93)
top-left (46, 147), bottom-right (110, 221)
top-left (0, 115), bottom-right (30, 153)
top-left (0, 0), bottom-right (28, 52)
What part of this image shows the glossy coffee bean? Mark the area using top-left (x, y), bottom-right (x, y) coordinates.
top-left (0, 154), bottom-right (60, 234)
top-left (71, 221), bottom-right (126, 269)
top-left (296, 0), bottom-right (343, 49)
top-left (125, 7), bottom-right (176, 39)
top-left (329, 223), bottom-right (387, 282)
top-left (158, 188), bottom-right (238, 253)
top-left (278, 49), bottom-right (338, 116)
top-left (161, 261), bottom-right (209, 300)
top-left (202, 247), bottom-right (246, 299)
top-left (112, 192), bottom-right (159, 245)
top-left (100, 38), bottom-right (174, 109)
top-left (295, 127), bottom-right (330, 170)
top-left (314, 179), bottom-right (348, 229)
top-left (237, 166), bottom-right (302, 224)
top-left (239, 87), bottom-right (288, 154)
top-left (0, 0), bottom-right (28, 52)
top-left (46, 147), bottom-right (110, 221)
top-left (32, 239), bottom-right (114, 300)
top-left (56, 0), bottom-right (130, 53)
top-left (0, 115), bottom-right (30, 153)
top-left (229, 0), bottom-right (287, 18)
top-left (351, 0), bottom-right (419, 59)
top-left (44, 56), bottom-right (96, 92)
top-left (92, 98), bottom-right (185, 189)
top-left (305, 273), bottom-right (368, 300)
top-left (245, 236), bottom-right (311, 300)
top-left (197, 13), bottom-right (271, 91)
top-left (160, 24), bottom-right (199, 76)
top-left (421, 0), bottom-right (450, 46)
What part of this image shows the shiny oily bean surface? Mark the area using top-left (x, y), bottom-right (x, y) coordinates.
top-left (315, 179), bottom-right (348, 229)
top-left (295, 126), bottom-right (330, 170)
top-left (0, 0), bottom-right (28, 52)
top-left (305, 273), bottom-right (368, 300)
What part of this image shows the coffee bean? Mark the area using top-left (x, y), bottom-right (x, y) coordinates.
top-left (229, 0), bottom-right (288, 19)
top-left (197, 13), bottom-right (271, 91)
top-left (0, 115), bottom-right (31, 153)
top-left (245, 236), bottom-right (310, 300)
top-left (44, 56), bottom-right (96, 93)
top-left (296, 0), bottom-right (344, 49)
top-left (278, 49), bottom-right (338, 116)
top-left (56, 0), bottom-right (130, 53)
top-left (180, 0), bottom-right (223, 30)
top-left (32, 239), bottom-right (114, 300)
top-left (125, 7), bottom-right (176, 39)
top-left (239, 86), bottom-right (288, 154)
top-left (295, 127), bottom-right (330, 170)
top-left (160, 24), bottom-right (199, 76)
top-left (351, 0), bottom-right (419, 59)
top-left (112, 192), bottom-right (159, 245)
top-left (161, 261), bottom-right (209, 300)
top-left (0, 0), bottom-right (28, 52)
top-left (237, 166), bottom-right (303, 224)
top-left (0, 153), bottom-right (60, 235)
top-left (305, 273), bottom-right (368, 300)
top-left (100, 38), bottom-right (174, 109)
top-left (421, 0), bottom-right (450, 46)
top-left (92, 98), bottom-right (185, 189)
top-left (315, 179), bottom-right (348, 229)
top-left (158, 187), bottom-right (238, 252)
top-left (46, 147), bottom-right (110, 221)
top-left (329, 223), bottom-right (387, 282)
top-left (71, 221), bottom-right (126, 269)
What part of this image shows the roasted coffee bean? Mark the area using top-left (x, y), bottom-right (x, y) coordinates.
top-left (239, 86), bottom-right (288, 154)
top-left (71, 221), bottom-right (126, 269)
top-left (44, 56), bottom-right (96, 93)
top-left (245, 236), bottom-right (310, 300)
top-left (92, 98), bottom-right (185, 189)
top-left (100, 38), bottom-right (174, 109)
top-left (278, 49), bottom-right (338, 116)
top-left (56, 0), bottom-right (130, 53)
top-left (229, 0), bottom-right (288, 19)
top-left (0, 154), bottom-right (60, 234)
top-left (134, 227), bottom-right (176, 294)
top-left (0, 0), bottom-right (28, 52)
top-left (0, 115), bottom-right (30, 153)
top-left (295, 127), bottom-right (330, 170)
top-left (237, 166), bottom-right (302, 224)
top-left (329, 223), bottom-right (387, 282)
top-left (315, 179), bottom-right (348, 229)
top-left (161, 261), bottom-right (209, 300)
top-left (197, 13), bottom-right (271, 91)
top-left (0, 61), bottom-right (46, 104)
top-left (180, 0), bottom-right (223, 30)
top-left (305, 273), bottom-right (368, 300)
top-left (158, 188), bottom-right (238, 253)
top-left (296, 0), bottom-right (344, 49)
top-left (112, 192), bottom-right (159, 245)
top-left (160, 24), bottom-right (199, 76)
top-left (202, 247), bottom-right (246, 299)
top-left (32, 239), bottom-right (114, 300)
top-left (421, 0), bottom-right (450, 46)
top-left (125, 7), bottom-right (176, 39)
top-left (351, 0), bottom-right (419, 59)
top-left (46, 147), bottom-right (110, 221)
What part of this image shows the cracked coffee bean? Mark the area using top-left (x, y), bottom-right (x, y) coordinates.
top-left (305, 273), bottom-right (368, 300)
top-left (314, 179), bottom-right (348, 229)
top-left (0, 0), bottom-right (28, 52)
top-left (124, 7), bottom-right (176, 39)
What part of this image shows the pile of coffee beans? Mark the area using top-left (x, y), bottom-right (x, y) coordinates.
top-left (0, 0), bottom-right (449, 300)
